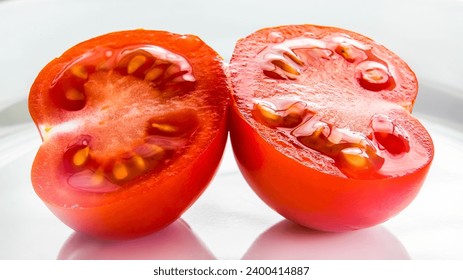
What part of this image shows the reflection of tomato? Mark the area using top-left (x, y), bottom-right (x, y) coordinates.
top-left (230, 25), bottom-right (434, 231)
top-left (58, 219), bottom-right (215, 260)
top-left (29, 30), bottom-right (229, 240)
top-left (242, 220), bottom-right (410, 260)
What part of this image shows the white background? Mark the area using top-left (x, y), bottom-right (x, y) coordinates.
top-left (0, 0), bottom-right (463, 262)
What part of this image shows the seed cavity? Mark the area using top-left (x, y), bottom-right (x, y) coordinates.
top-left (256, 33), bottom-right (396, 91)
top-left (52, 44), bottom-right (202, 193)
top-left (293, 118), bottom-right (385, 178)
top-left (63, 109), bottom-right (200, 192)
top-left (67, 169), bottom-right (117, 193)
top-left (50, 44), bottom-right (196, 112)
top-left (355, 61), bottom-right (393, 91)
top-left (370, 114), bottom-right (410, 155)
top-left (252, 98), bottom-right (414, 178)
top-left (252, 99), bottom-right (310, 128)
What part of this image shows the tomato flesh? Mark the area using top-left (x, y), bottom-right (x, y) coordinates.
top-left (230, 25), bottom-right (434, 231)
top-left (29, 30), bottom-right (230, 239)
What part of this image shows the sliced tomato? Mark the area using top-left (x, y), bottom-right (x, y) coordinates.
top-left (29, 30), bottom-right (230, 240)
top-left (229, 24), bottom-right (434, 232)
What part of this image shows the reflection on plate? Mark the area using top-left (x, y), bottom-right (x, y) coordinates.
top-left (242, 220), bottom-right (409, 260)
top-left (57, 219), bottom-right (215, 260)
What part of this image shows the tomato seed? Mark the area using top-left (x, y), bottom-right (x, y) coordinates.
top-left (144, 66), bottom-right (164, 81)
top-left (164, 64), bottom-right (182, 78)
top-left (293, 117), bottom-right (386, 178)
top-left (135, 143), bottom-right (165, 158)
top-left (334, 43), bottom-right (366, 63)
top-left (284, 51), bottom-right (305, 66)
top-left (271, 60), bottom-right (300, 77)
top-left (254, 103), bottom-right (280, 124)
top-left (253, 99), bottom-right (310, 128)
top-left (151, 123), bottom-right (178, 133)
top-left (65, 88), bottom-right (85, 101)
top-left (132, 155), bottom-right (146, 170)
top-left (112, 161), bottom-right (128, 180)
top-left (72, 146), bottom-right (90, 166)
top-left (255, 33), bottom-right (397, 94)
top-left (70, 64), bottom-right (88, 79)
top-left (127, 55), bottom-right (147, 74)
top-left (339, 147), bottom-right (369, 169)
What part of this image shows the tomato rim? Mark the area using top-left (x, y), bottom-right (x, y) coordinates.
top-left (29, 29), bottom-right (230, 239)
top-left (229, 24), bottom-right (434, 231)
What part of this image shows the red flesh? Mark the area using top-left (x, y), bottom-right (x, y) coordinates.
top-left (229, 25), bottom-right (434, 231)
top-left (29, 30), bottom-right (230, 239)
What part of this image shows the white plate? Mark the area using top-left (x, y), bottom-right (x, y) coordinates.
top-left (1, 0), bottom-right (462, 260)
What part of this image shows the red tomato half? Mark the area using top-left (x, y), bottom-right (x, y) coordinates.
top-left (29, 30), bottom-right (230, 240)
top-left (229, 25), bottom-right (434, 232)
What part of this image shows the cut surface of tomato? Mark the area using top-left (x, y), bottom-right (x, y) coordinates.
top-left (229, 24), bottom-right (434, 232)
top-left (29, 30), bottom-right (230, 239)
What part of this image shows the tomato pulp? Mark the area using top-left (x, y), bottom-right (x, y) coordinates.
top-left (29, 30), bottom-right (230, 239)
top-left (229, 25), bottom-right (434, 231)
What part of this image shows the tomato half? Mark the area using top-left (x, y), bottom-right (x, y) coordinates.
top-left (229, 25), bottom-right (434, 232)
top-left (29, 30), bottom-right (230, 240)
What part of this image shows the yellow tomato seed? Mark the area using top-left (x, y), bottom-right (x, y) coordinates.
top-left (256, 104), bottom-right (280, 122)
top-left (341, 148), bottom-right (368, 169)
top-left (65, 88), bottom-right (85, 101)
top-left (112, 162), bottom-right (128, 180)
top-left (133, 155), bottom-right (146, 170)
top-left (145, 67), bottom-right (164, 81)
top-left (127, 55), bottom-right (147, 74)
top-left (70, 64), bottom-right (88, 79)
top-left (151, 123), bottom-right (178, 133)
top-left (272, 60), bottom-right (300, 75)
top-left (73, 147), bottom-right (89, 166)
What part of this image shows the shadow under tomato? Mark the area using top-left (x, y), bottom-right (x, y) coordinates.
top-left (242, 220), bottom-right (410, 260)
top-left (57, 219), bottom-right (215, 260)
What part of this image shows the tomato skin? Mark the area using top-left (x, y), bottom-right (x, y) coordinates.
top-left (29, 30), bottom-right (230, 240)
top-left (231, 107), bottom-right (431, 231)
top-left (229, 24), bottom-right (434, 232)
top-left (32, 119), bottom-right (227, 239)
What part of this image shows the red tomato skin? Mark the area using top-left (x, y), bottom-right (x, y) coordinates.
top-left (29, 30), bottom-right (230, 240)
top-left (230, 105), bottom-right (432, 232)
top-left (229, 24), bottom-right (434, 232)
top-left (32, 119), bottom-right (227, 240)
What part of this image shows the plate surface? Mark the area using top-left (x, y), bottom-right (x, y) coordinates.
top-left (1, 0), bottom-right (462, 260)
